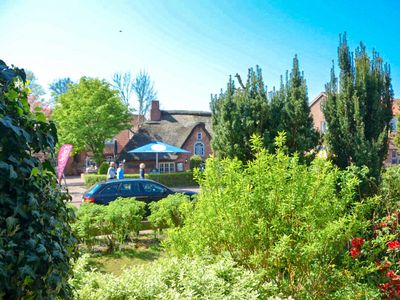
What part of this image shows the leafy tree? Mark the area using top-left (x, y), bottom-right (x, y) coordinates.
top-left (271, 55), bottom-right (319, 158)
top-left (211, 67), bottom-right (271, 161)
top-left (211, 61), bottom-right (318, 162)
top-left (52, 77), bottom-right (130, 164)
top-left (112, 72), bottom-right (135, 107)
top-left (133, 70), bottom-right (157, 121)
top-left (0, 60), bottom-right (76, 298)
top-left (25, 69), bottom-right (45, 98)
top-left (49, 77), bottom-right (73, 99)
top-left (322, 33), bottom-right (393, 182)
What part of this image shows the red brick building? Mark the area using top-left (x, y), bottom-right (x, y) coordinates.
top-left (310, 93), bottom-right (399, 166)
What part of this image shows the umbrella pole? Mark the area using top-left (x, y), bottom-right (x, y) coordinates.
top-left (156, 152), bottom-right (159, 171)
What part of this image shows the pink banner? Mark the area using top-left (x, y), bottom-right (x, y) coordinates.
top-left (57, 144), bottom-right (73, 183)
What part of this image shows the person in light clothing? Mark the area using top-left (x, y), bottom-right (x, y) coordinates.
top-left (107, 162), bottom-right (116, 180)
top-left (117, 163), bottom-right (124, 179)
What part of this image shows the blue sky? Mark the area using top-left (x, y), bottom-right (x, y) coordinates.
top-left (1, 0), bottom-right (399, 111)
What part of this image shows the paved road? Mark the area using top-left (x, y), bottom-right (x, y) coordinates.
top-left (65, 176), bottom-right (200, 208)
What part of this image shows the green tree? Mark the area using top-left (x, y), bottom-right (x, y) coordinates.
top-left (52, 77), bottom-right (130, 164)
top-left (272, 55), bottom-right (319, 158)
top-left (0, 60), bottom-right (76, 298)
top-left (211, 66), bottom-right (270, 162)
top-left (211, 61), bottom-right (318, 162)
top-left (322, 33), bottom-right (393, 182)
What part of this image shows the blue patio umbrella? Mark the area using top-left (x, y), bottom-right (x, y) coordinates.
top-left (128, 141), bottom-right (190, 170)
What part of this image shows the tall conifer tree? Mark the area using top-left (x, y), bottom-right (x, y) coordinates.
top-left (322, 33), bottom-right (393, 181)
top-left (211, 66), bottom-right (270, 162)
top-left (280, 55), bottom-right (319, 157)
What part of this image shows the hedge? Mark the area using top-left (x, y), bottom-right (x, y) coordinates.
top-left (84, 172), bottom-right (198, 188)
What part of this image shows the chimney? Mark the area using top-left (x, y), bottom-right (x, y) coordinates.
top-left (150, 100), bottom-right (161, 121)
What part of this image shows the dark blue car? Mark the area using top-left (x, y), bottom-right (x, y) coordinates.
top-left (82, 179), bottom-right (196, 207)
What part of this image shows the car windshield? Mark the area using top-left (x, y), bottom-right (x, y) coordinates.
top-left (86, 183), bottom-right (103, 195)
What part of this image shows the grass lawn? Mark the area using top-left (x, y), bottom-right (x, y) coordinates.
top-left (85, 232), bottom-right (164, 275)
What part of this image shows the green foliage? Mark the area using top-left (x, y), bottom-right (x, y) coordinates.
top-left (106, 198), bottom-right (146, 244)
top-left (97, 161), bottom-right (109, 175)
top-left (70, 254), bottom-right (285, 299)
top-left (189, 154), bottom-right (203, 170)
top-left (270, 55), bottom-right (319, 159)
top-left (211, 67), bottom-right (270, 162)
top-left (52, 77), bottom-right (130, 164)
top-left (84, 174), bottom-right (107, 187)
top-left (378, 166), bottom-right (400, 214)
top-left (72, 203), bottom-right (108, 248)
top-left (343, 212), bottom-right (400, 299)
top-left (211, 61), bottom-right (319, 163)
top-left (0, 60), bottom-right (76, 298)
top-left (322, 33), bottom-right (393, 183)
top-left (165, 134), bottom-right (376, 298)
top-left (84, 172), bottom-right (197, 188)
top-left (72, 199), bottom-right (145, 249)
top-left (148, 194), bottom-right (194, 229)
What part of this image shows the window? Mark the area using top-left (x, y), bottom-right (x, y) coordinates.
top-left (194, 142), bottom-right (205, 156)
top-left (197, 132), bottom-right (203, 140)
top-left (390, 117), bottom-right (397, 133)
top-left (100, 183), bottom-right (119, 195)
top-left (159, 162), bottom-right (175, 173)
top-left (141, 182), bottom-right (166, 194)
top-left (105, 139), bottom-right (116, 145)
top-left (392, 150), bottom-right (398, 165)
top-left (320, 121), bottom-right (327, 133)
top-left (119, 182), bottom-right (141, 196)
top-left (176, 162), bottom-right (184, 172)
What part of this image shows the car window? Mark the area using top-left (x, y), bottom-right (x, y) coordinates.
top-left (87, 183), bottom-right (103, 195)
top-left (100, 183), bottom-right (119, 195)
top-left (141, 182), bottom-right (166, 194)
top-left (119, 182), bottom-right (141, 195)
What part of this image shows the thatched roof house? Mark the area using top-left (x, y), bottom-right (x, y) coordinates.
top-left (119, 101), bottom-right (212, 173)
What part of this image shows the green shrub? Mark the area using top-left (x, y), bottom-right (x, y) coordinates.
top-left (148, 194), bottom-right (194, 229)
top-left (84, 172), bottom-right (197, 187)
top-left (98, 161), bottom-right (110, 175)
top-left (378, 165), bottom-right (400, 214)
top-left (84, 174), bottom-right (107, 187)
top-left (165, 134), bottom-right (376, 298)
top-left (0, 60), bottom-right (76, 298)
top-left (70, 254), bottom-right (285, 299)
top-left (72, 203), bottom-right (108, 248)
top-left (72, 198), bottom-right (145, 249)
top-left (189, 155), bottom-right (203, 170)
top-left (106, 197), bottom-right (146, 244)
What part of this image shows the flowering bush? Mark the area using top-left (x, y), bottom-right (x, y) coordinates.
top-left (165, 134), bottom-right (378, 298)
top-left (348, 212), bottom-right (400, 299)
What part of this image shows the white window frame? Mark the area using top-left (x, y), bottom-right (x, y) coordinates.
top-left (194, 142), bottom-right (205, 157)
top-left (197, 132), bottom-right (203, 140)
top-left (159, 162), bottom-right (175, 173)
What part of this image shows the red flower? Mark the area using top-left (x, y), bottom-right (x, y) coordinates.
top-left (388, 240), bottom-right (400, 250)
top-left (349, 247), bottom-right (361, 258)
top-left (388, 271), bottom-right (396, 279)
top-left (377, 260), bottom-right (392, 272)
top-left (379, 282), bottom-right (391, 292)
top-left (351, 237), bottom-right (364, 248)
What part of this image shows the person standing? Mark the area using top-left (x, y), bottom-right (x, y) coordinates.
top-left (117, 163), bottom-right (124, 179)
top-left (139, 163), bottom-right (145, 179)
top-left (107, 162), bottom-right (116, 180)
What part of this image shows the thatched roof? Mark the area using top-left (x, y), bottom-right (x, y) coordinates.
top-left (119, 110), bottom-right (212, 161)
